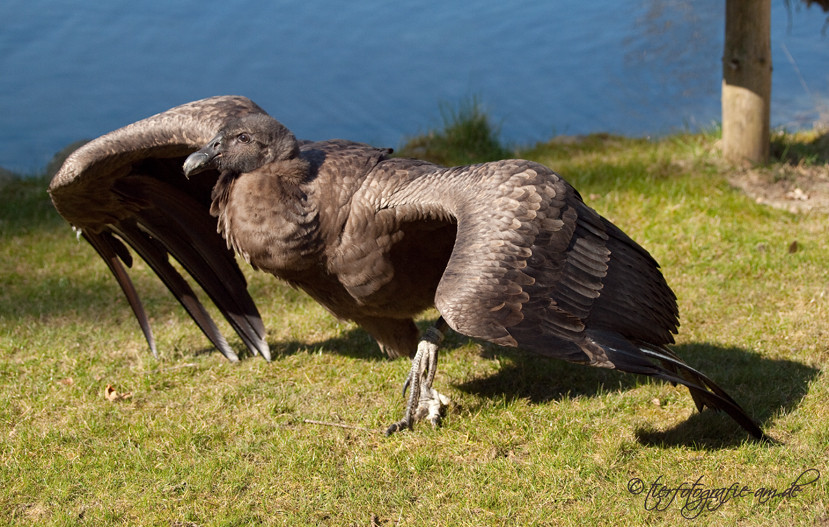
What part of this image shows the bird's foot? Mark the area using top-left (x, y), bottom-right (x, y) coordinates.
top-left (385, 325), bottom-right (448, 435)
top-left (415, 385), bottom-right (451, 427)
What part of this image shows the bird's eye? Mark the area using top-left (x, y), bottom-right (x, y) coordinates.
top-left (238, 133), bottom-right (251, 143)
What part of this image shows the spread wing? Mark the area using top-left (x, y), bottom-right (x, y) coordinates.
top-left (48, 96), bottom-right (271, 361)
top-left (358, 157), bottom-right (678, 354)
top-left (358, 158), bottom-right (764, 438)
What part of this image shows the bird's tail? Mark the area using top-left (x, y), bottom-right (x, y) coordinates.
top-left (583, 330), bottom-right (769, 441)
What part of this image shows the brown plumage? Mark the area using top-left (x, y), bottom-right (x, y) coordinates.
top-left (49, 96), bottom-right (766, 439)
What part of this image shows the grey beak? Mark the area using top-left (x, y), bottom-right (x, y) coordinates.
top-left (183, 150), bottom-right (213, 178)
top-left (183, 133), bottom-right (223, 177)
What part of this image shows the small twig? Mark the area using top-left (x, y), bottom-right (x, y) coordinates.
top-left (302, 419), bottom-right (378, 433)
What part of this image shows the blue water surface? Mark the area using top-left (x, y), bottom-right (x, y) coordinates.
top-left (1, 0), bottom-right (827, 173)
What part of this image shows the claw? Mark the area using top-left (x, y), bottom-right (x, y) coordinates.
top-left (385, 419), bottom-right (409, 435)
top-left (401, 371), bottom-right (412, 397)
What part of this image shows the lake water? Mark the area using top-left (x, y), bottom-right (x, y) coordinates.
top-left (2, 0), bottom-right (827, 174)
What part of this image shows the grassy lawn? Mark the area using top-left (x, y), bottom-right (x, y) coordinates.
top-left (0, 120), bottom-right (827, 525)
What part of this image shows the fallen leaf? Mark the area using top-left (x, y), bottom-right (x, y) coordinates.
top-left (788, 240), bottom-right (799, 254)
top-left (104, 384), bottom-right (132, 402)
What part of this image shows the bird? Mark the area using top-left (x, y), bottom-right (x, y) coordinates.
top-left (49, 95), bottom-right (766, 439)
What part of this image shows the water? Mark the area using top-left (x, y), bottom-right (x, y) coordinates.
top-left (1, 0), bottom-right (827, 174)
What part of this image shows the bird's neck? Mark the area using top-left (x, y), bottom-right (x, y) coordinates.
top-left (209, 161), bottom-right (322, 274)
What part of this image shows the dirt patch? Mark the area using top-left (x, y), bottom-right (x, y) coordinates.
top-left (728, 128), bottom-right (829, 214)
top-left (728, 163), bottom-right (829, 214)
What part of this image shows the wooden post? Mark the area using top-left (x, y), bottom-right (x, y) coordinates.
top-left (722, 0), bottom-right (772, 164)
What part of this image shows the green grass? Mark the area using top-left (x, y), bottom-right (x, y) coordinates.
top-left (398, 97), bottom-right (513, 165)
top-left (1, 117), bottom-right (827, 525)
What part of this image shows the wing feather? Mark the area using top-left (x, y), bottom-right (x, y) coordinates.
top-left (359, 156), bottom-right (679, 353)
top-left (111, 220), bottom-right (238, 362)
top-left (82, 230), bottom-right (157, 357)
top-left (49, 96), bottom-right (270, 360)
top-left (115, 176), bottom-right (269, 359)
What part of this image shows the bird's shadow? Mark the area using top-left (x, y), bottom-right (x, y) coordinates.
top-left (194, 323), bottom-right (392, 362)
top-left (241, 324), bottom-right (817, 450)
top-left (453, 340), bottom-right (816, 449)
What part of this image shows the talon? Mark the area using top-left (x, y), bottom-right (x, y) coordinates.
top-left (385, 419), bottom-right (410, 436)
top-left (401, 371), bottom-right (412, 397)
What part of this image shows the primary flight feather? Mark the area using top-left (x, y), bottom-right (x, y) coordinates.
top-left (49, 96), bottom-right (766, 439)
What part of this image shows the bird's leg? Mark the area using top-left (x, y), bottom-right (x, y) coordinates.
top-left (385, 318), bottom-right (450, 435)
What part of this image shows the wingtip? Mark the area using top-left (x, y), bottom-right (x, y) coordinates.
top-left (82, 231), bottom-right (161, 361)
top-left (259, 340), bottom-right (272, 362)
top-left (221, 347), bottom-right (241, 363)
top-left (668, 366), bottom-right (769, 442)
top-left (590, 336), bottom-right (768, 441)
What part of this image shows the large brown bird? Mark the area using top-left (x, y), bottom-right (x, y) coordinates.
top-left (49, 96), bottom-right (765, 439)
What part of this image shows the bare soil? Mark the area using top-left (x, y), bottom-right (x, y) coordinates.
top-left (729, 162), bottom-right (829, 214)
top-left (727, 129), bottom-right (829, 214)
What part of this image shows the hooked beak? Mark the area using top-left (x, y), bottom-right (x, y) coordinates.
top-left (183, 132), bottom-right (223, 178)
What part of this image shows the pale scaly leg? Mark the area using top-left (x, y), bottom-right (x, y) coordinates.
top-left (385, 318), bottom-right (450, 435)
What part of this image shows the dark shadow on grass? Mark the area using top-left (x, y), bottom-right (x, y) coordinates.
top-left (771, 130), bottom-right (829, 165)
top-left (167, 325), bottom-right (387, 363)
top-left (457, 344), bottom-right (636, 403)
top-left (632, 343), bottom-right (817, 449)
top-left (453, 341), bottom-right (818, 449)
top-left (174, 323), bottom-right (390, 363)
top-left (254, 318), bottom-right (447, 362)
top-left (239, 328), bottom-right (815, 449)
top-left (236, 326), bottom-right (388, 362)
top-left (73, 300), bottom-right (817, 450)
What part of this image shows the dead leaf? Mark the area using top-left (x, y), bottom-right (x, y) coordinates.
top-left (788, 240), bottom-right (799, 254)
top-left (104, 384), bottom-right (132, 402)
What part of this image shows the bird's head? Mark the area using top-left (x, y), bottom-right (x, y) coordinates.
top-left (183, 113), bottom-right (299, 177)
